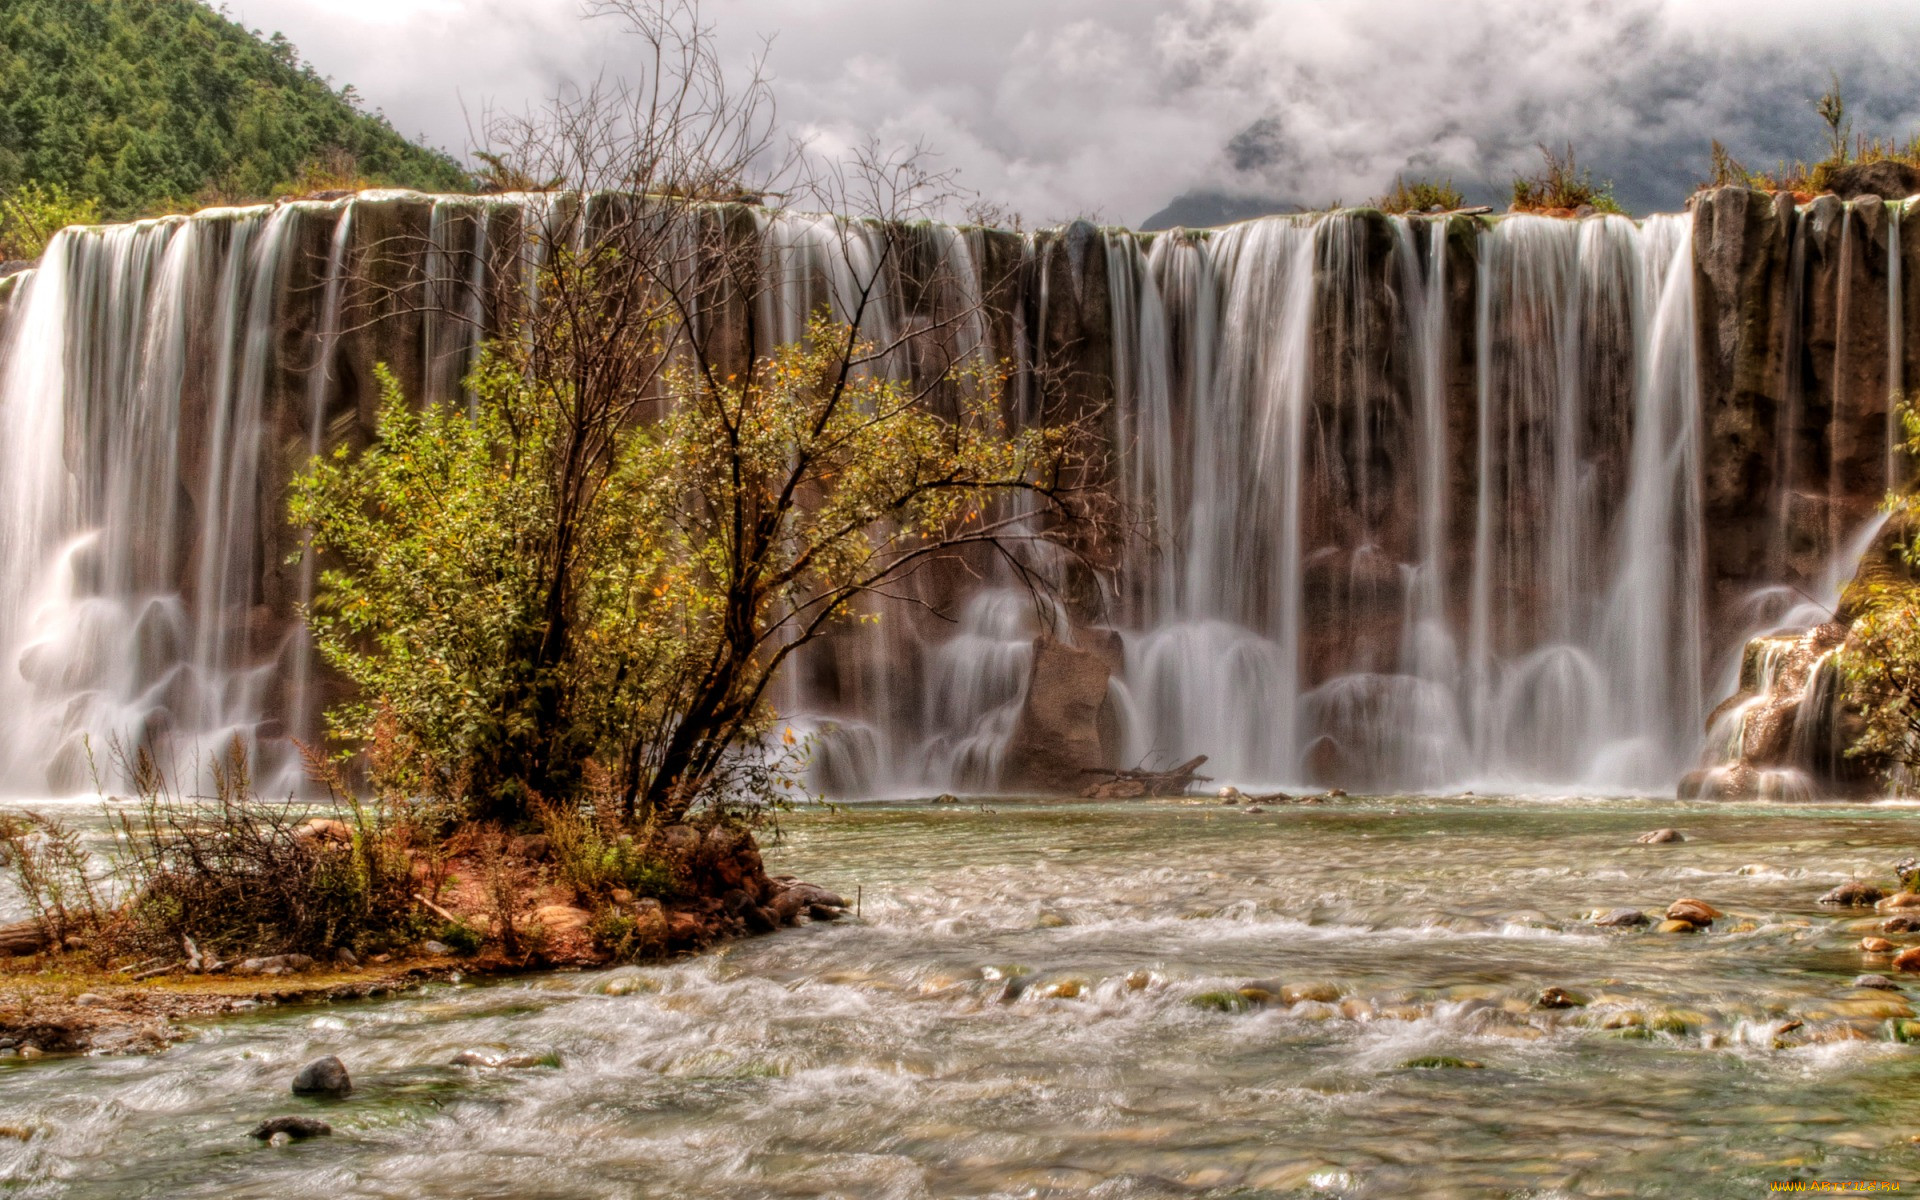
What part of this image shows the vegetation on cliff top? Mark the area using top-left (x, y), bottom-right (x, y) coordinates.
top-left (1702, 74), bottom-right (1920, 200)
top-left (1508, 144), bottom-right (1624, 216)
top-left (1372, 175), bottom-right (1466, 215)
top-left (0, 0), bottom-right (466, 241)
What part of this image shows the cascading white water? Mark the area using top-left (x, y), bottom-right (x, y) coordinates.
top-left (0, 193), bottom-right (1899, 799)
top-left (1096, 211), bottom-right (1706, 793)
top-left (0, 209), bottom-right (311, 793)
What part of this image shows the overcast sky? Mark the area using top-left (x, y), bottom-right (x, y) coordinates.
top-left (221, 0), bottom-right (1920, 226)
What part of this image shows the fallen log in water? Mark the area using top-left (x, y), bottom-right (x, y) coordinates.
top-left (0, 919), bottom-right (49, 957)
top-left (1079, 755), bottom-right (1212, 798)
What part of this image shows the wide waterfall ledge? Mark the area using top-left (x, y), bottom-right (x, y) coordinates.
top-left (0, 186), bottom-right (1913, 800)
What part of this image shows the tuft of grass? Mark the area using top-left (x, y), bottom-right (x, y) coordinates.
top-left (1509, 143), bottom-right (1624, 215)
top-left (1373, 175), bottom-right (1466, 215)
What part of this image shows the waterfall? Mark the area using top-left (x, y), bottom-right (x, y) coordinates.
top-left (0, 209), bottom-right (309, 793)
top-left (0, 191), bottom-right (1901, 799)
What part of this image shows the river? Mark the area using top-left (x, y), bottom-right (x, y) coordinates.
top-left (4, 795), bottom-right (1919, 1197)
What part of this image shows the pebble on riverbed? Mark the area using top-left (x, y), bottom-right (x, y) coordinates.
top-left (1636, 828), bottom-right (1684, 844)
top-left (1665, 899), bottom-right (1720, 926)
top-left (1854, 974), bottom-right (1903, 990)
top-left (1895, 948), bottom-right (1920, 974)
top-left (1594, 907), bottom-right (1651, 928)
top-left (1862, 937), bottom-right (1896, 953)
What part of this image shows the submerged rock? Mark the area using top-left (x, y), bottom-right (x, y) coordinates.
top-left (1594, 907), bottom-right (1651, 928)
top-left (1896, 947), bottom-right (1920, 974)
top-left (1536, 987), bottom-right (1587, 1009)
top-left (1861, 937), bottom-right (1897, 953)
top-left (291, 1055), bottom-right (351, 1097)
top-left (249, 1116), bottom-right (331, 1140)
top-left (1279, 981), bottom-right (1340, 1004)
top-left (1822, 881), bottom-right (1886, 907)
top-left (1854, 974), bottom-right (1902, 990)
top-left (450, 1050), bottom-right (555, 1069)
top-left (1636, 828), bottom-right (1685, 844)
top-left (1887, 916), bottom-right (1920, 933)
top-left (1877, 893), bottom-right (1920, 912)
top-left (1656, 919), bottom-right (1701, 934)
top-left (1189, 989), bottom-right (1253, 1013)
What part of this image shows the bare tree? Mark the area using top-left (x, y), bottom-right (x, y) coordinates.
top-left (305, 0), bottom-right (1113, 826)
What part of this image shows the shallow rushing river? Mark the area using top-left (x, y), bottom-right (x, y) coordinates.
top-left (7, 795), bottom-right (1920, 1198)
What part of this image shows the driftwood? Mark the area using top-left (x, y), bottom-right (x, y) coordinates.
top-left (0, 919), bottom-right (49, 957)
top-left (1079, 755), bottom-right (1213, 799)
top-left (414, 892), bottom-right (460, 925)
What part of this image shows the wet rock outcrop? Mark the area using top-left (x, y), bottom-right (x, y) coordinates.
top-left (1001, 632), bottom-right (1122, 792)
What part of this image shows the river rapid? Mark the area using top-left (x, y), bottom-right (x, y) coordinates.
top-left (5, 795), bottom-right (1920, 1198)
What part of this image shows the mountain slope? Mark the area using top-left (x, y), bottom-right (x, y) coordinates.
top-left (0, 0), bottom-right (467, 216)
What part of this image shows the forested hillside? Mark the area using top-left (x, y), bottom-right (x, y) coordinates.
top-left (0, 0), bottom-right (467, 227)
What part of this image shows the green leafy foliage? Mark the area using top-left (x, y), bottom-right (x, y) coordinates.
top-left (437, 918), bottom-right (485, 956)
top-left (1837, 397), bottom-right (1920, 773)
top-left (291, 359), bottom-right (555, 806)
top-left (293, 306), bottom-right (1068, 823)
top-left (0, 0), bottom-right (467, 218)
top-left (0, 181), bottom-right (100, 260)
top-left (539, 800), bottom-right (681, 904)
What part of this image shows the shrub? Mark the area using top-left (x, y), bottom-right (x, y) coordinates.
top-left (437, 918), bottom-right (485, 956)
top-left (1837, 397), bottom-right (1920, 776)
top-left (587, 908), bottom-right (664, 962)
top-left (538, 799), bottom-right (682, 904)
top-left (1509, 144), bottom-right (1624, 215)
top-left (0, 809), bottom-right (114, 952)
top-left (1373, 175), bottom-right (1466, 214)
top-left (107, 739), bottom-right (426, 959)
top-left (0, 182), bottom-right (101, 260)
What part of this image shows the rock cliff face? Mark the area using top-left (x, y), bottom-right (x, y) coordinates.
top-left (0, 187), bottom-right (1913, 797)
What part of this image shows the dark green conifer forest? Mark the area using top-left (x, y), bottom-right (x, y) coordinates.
top-left (0, 0), bottom-right (466, 224)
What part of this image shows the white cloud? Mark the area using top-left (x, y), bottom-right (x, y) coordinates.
top-left (221, 0), bottom-right (1920, 224)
